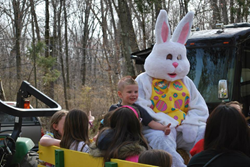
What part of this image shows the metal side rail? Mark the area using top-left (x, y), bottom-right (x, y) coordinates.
top-left (0, 80), bottom-right (61, 117)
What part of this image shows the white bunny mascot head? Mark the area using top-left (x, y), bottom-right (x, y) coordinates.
top-left (135, 10), bottom-right (208, 167)
top-left (144, 10), bottom-right (192, 81)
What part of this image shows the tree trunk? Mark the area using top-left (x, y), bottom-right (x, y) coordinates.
top-left (211, 0), bottom-right (221, 28)
top-left (230, 0), bottom-right (234, 23)
top-left (81, 0), bottom-right (91, 86)
top-left (63, 0), bottom-right (70, 89)
top-left (45, 0), bottom-right (50, 60)
top-left (59, 0), bottom-right (69, 109)
top-left (154, 0), bottom-right (162, 18)
top-left (0, 80), bottom-right (6, 101)
top-left (29, 0), bottom-right (41, 41)
top-left (236, 1), bottom-right (242, 23)
top-left (44, 0), bottom-right (54, 99)
top-left (184, 0), bottom-right (189, 14)
top-left (243, 0), bottom-right (249, 22)
top-left (221, 0), bottom-right (228, 24)
top-left (100, 0), bottom-right (115, 104)
top-left (31, 9), bottom-right (38, 107)
top-left (116, 0), bottom-right (137, 76)
top-left (12, 0), bottom-right (22, 84)
top-left (107, 0), bottom-right (120, 84)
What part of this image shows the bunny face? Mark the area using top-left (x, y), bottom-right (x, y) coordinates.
top-left (145, 41), bottom-right (190, 82)
top-left (144, 10), bottom-right (194, 82)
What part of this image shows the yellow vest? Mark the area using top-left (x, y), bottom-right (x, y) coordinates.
top-left (150, 79), bottom-right (190, 125)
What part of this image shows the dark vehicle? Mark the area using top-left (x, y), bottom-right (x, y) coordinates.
top-left (0, 102), bottom-right (43, 149)
top-left (0, 81), bottom-right (61, 167)
top-left (131, 23), bottom-right (250, 116)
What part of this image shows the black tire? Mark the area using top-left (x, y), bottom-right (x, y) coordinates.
top-left (19, 151), bottom-right (38, 167)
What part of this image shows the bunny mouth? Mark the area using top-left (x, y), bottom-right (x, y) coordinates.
top-left (168, 73), bottom-right (177, 78)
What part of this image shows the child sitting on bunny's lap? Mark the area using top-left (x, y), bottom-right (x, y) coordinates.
top-left (135, 10), bottom-right (209, 167)
top-left (109, 76), bottom-right (171, 135)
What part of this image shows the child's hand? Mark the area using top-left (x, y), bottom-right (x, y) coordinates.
top-left (88, 111), bottom-right (95, 122)
top-left (164, 123), bottom-right (171, 135)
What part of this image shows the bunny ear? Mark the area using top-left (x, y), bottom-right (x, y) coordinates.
top-left (172, 11), bottom-right (194, 44)
top-left (155, 10), bottom-right (171, 44)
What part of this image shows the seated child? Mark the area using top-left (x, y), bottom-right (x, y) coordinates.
top-left (188, 104), bottom-right (250, 167)
top-left (139, 149), bottom-right (172, 167)
top-left (109, 76), bottom-right (171, 135)
top-left (93, 111), bottom-right (112, 141)
top-left (60, 109), bottom-right (90, 152)
top-left (39, 110), bottom-right (68, 147)
top-left (39, 110), bottom-right (68, 167)
top-left (190, 101), bottom-right (244, 156)
top-left (90, 106), bottom-right (150, 162)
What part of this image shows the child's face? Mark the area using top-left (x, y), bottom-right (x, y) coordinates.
top-left (118, 84), bottom-right (138, 105)
top-left (53, 115), bottom-right (66, 136)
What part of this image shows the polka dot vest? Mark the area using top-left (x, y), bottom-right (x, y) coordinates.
top-left (150, 79), bottom-right (190, 125)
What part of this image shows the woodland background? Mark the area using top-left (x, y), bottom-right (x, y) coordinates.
top-left (0, 0), bottom-right (249, 129)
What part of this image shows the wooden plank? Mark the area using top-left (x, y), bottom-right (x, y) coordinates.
top-left (111, 159), bottom-right (159, 167)
top-left (39, 144), bottom-right (159, 167)
top-left (55, 149), bottom-right (64, 167)
top-left (105, 162), bottom-right (118, 167)
top-left (63, 148), bottom-right (104, 167)
top-left (39, 144), bottom-right (104, 167)
top-left (38, 144), bottom-right (57, 164)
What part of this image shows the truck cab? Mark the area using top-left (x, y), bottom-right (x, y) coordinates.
top-left (131, 23), bottom-right (250, 116)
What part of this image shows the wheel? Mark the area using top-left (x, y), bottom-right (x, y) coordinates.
top-left (19, 151), bottom-right (38, 167)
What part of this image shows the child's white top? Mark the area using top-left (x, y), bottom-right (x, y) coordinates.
top-left (70, 141), bottom-right (89, 153)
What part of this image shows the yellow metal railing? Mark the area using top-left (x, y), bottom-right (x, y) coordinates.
top-left (38, 144), bottom-right (158, 167)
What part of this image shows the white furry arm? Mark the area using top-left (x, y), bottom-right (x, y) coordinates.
top-left (135, 73), bottom-right (153, 107)
top-left (182, 76), bottom-right (209, 126)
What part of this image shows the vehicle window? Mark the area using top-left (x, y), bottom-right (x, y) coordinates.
top-left (0, 112), bottom-right (34, 124)
top-left (241, 47), bottom-right (250, 97)
top-left (187, 46), bottom-right (236, 103)
top-left (0, 112), bottom-right (15, 123)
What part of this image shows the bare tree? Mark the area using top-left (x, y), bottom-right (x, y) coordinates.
top-left (112, 0), bottom-right (139, 76)
top-left (12, 0), bottom-right (23, 84)
top-left (220, 0), bottom-right (228, 24)
top-left (211, 0), bottom-right (221, 28)
top-left (0, 79), bottom-right (6, 101)
top-left (230, 0), bottom-right (235, 23)
top-left (81, 0), bottom-right (91, 86)
top-left (63, 0), bottom-right (70, 89)
top-left (29, 0), bottom-right (40, 41)
top-left (58, 0), bottom-right (69, 109)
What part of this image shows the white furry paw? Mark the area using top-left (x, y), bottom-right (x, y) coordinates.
top-left (177, 124), bottom-right (198, 143)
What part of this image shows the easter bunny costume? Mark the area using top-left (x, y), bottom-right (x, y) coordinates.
top-left (135, 10), bottom-right (209, 167)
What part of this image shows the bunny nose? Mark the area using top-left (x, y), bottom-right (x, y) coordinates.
top-left (172, 62), bottom-right (178, 68)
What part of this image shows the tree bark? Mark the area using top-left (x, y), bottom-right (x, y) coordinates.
top-left (236, 0), bottom-right (242, 23)
top-left (81, 0), bottom-right (91, 86)
top-left (230, 0), bottom-right (235, 23)
top-left (211, 0), bottom-right (221, 28)
top-left (59, 0), bottom-right (69, 109)
top-left (63, 0), bottom-right (70, 88)
top-left (100, 0), bottom-right (115, 104)
top-left (155, 0), bottom-right (162, 18)
top-left (31, 8), bottom-right (38, 107)
top-left (221, 0), bottom-right (228, 24)
top-left (116, 0), bottom-right (138, 76)
top-left (29, 0), bottom-right (40, 41)
top-left (0, 80), bottom-right (6, 101)
top-left (12, 0), bottom-right (22, 84)
top-left (44, 0), bottom-right (54, 99)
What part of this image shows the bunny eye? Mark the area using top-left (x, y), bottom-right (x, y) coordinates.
top-left (177, 54), bottom-right (182, 60)
top-left (166, 54), bottom-right (172, 60)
